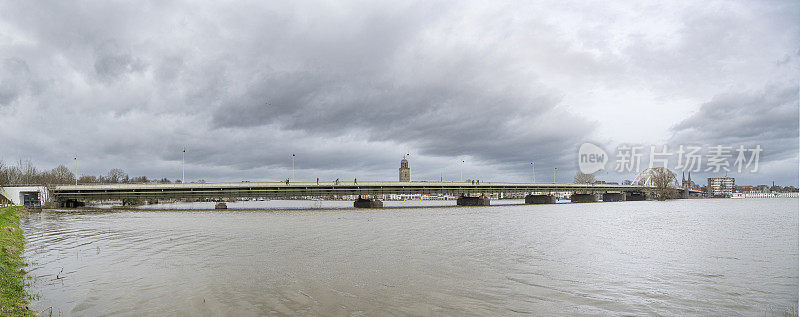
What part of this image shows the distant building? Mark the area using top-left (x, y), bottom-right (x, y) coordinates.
top-left (707, 177), bottom-right (735, 197)
top-left (399, 156), bottom-right (410, 182)
top-left (0, 186), bottom-right (49, 207)
top-left (731, 192), bottom-right (799, 198)
top-left (593, 180), bottom-right (619, 185)
top-left (682, 172), bottom-right (698, 189)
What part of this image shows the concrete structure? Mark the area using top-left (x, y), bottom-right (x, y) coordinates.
top-left (456, 195), bottom-right (490, 206)
top-left (570, 193), bottom-right (596, 203)
top-left (399, 157), bottom-right (410, 182)
top-left (47, 181), bottom-right (649, 208)
top-left (53, 181), bottom-right (645, 200)
top-left (354, 197), bottom-right (384, 208)
top-left (60, 200), bottom-right (85, 208)
top-left (524, 194), bottom-right (556, 204)
top-left (0, 186), bottom-right (49, 206)
top-left (626, 192), bottom-right (648, 201)
top-left (707, 177), bottom-right (735, 197)
top-left (602, 192), bottom-right (625, 202)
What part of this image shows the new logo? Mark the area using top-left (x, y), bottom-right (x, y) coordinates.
top-left (578, 143), bottom-right (608, 174)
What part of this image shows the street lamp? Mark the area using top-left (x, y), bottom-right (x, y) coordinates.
top-left (460, 160), bottom-right (464, 182)
top-left (74, 156), bottom-right (78, 185)
top-left (181, 147), bottom-right (185, 184)
top-left (553, 167), bottom-right (558, 183)
top-left (531, 162), bottom-right (535, 183)
top-left (291, 153), bottom-right (295, 181)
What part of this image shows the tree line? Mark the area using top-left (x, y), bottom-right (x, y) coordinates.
top-left (0, 159), bottom-right (177, 186)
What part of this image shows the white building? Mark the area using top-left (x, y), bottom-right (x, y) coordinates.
top-left (707, 177), bottom-right (735, 197)
top-left (731, 192), bottom-right (799, 198)
top-left (0, 186), bottom-right (49, 206)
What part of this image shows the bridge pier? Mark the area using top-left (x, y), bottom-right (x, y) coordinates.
top-left (570, 193), bottom-right (596, 203)
top-left (626, 192), bottom-right (647, 201)
top-left (602, 192), bottom-right (625, 202)
top-left (354, 197), bottom-right (383, 208)
top-left (525, 194), bottom-right (556, 204)
top-left (58, 199), bottom-right (85, 208)
top-left (456, 195), bottom-right (490, 206)
top-left (215, 202), bottom-right (228, 209)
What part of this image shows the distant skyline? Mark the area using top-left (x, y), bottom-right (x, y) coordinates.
top-left (0, 1), bottom-right (797, 186)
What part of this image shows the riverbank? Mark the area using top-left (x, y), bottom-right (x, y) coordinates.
top-left (0, 206), bottom-right (34, 316)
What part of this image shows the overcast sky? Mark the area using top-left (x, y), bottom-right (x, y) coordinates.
top-left (1, 0), bottom-right (798, 186)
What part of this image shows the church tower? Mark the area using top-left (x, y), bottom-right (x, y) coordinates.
top-left (399, 156), bottom-right (410, 182)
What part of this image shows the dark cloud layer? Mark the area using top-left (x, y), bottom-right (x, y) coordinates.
top-left (668, 84), bottom-right (799, 185)
top-left (0, 1), bottom-right (797, 185)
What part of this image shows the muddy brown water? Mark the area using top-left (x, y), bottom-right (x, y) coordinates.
top-left (21, 199), bottom-right (798, 316)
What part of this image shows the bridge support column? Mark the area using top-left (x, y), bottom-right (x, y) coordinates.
top-left (525, 194), bottom-right (556, 204)
top-left (626, 192), bottom-right (647, 201)
top-left (626, 192), bottom-right (648, 201)
top-left (58, 199), bottom-right (85, 208)
top-left (457, 195), bottom-right (490, 206)
top-left (215, 202), bottom-right (228, 209)
top-left (570, 193), bottom-right (596, 203)
top-left (354, 198), bottom-right (383, 208)
top-left (602, 193), bottom-right (625, 202)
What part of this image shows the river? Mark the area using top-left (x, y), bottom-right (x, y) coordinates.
top-left (21, 198), bottom-right (798, 316)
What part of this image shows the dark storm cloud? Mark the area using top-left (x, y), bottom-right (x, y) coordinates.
top-left (668, 83), bottom-right (799, 185)
top-left (93, 41), bottom-right (147, 81)
top-left (0, 58), bottom-right (41, 107)
top-left (211, 64), bottom-right (586, 165)
top-left (671, 84), bottom-right (799, 148)
top-left (0, 0), bottom-right (797, 184)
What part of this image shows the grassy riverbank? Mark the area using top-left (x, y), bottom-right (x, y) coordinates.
top-left (0, 206), bottom-right (34, 316)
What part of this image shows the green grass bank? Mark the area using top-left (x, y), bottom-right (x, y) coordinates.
top-left (0, 206), bottom-right (34, 316)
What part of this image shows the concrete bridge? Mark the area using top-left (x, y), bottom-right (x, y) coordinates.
top-left (48, 181), bottom-right (653, 208)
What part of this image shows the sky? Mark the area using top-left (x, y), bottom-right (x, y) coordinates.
top-left (0, 0), bottom-right (798, 186)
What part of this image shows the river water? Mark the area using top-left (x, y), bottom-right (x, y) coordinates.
top-left (21, 199), bottom-right (798, 316)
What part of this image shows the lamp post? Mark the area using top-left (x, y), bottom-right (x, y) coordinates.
top-left (531, 162), bottom-right (535, 183)
top-left (181, 147), bottom-right (185, 184)
top-left (74, 156), bottom-right (78, 185)
top-left (291, 153), bottom-right (295, 181)
top-left (460, 160), bottom-right (464, 182)
top-left (553, 167), bottom-right (557, 184)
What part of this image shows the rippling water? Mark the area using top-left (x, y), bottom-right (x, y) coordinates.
top-left (21, 199), bottom-right (798, 316)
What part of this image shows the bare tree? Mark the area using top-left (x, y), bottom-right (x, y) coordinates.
top-left (106, 168), bottom-right (128, 183)
top-left (0, 159), bottom-right (6, 185)
top-left (573, 172), bottom-right (596, 184)
top-left (130, 176), bottom-right (149, 183)
top-left (648, 167), bottom-right (678, 200)
top-left (0, 160), bottom-right (168, 187)
top-left (78, 175), bottom-right (99, 184)
top-left (18, 159), bottom-right (37, 184)
top-left (49, 165), bottom-right (76, 184)
top-left (5, 165), bottom-right (23, 185)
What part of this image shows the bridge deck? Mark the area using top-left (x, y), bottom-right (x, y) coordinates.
top-left (53, 181), bottom-right (648, 200)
